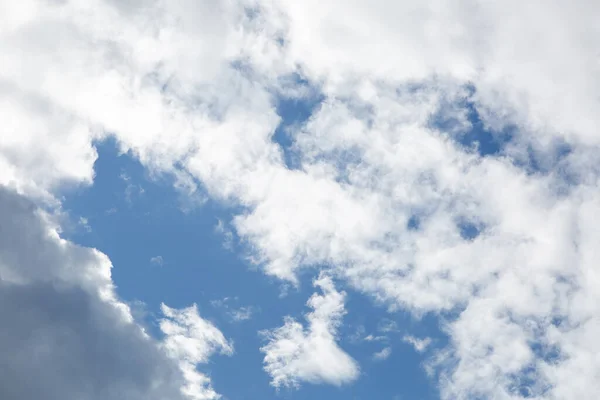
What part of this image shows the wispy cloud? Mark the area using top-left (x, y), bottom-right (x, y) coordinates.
top-left (150, 256), bottom-right (164, 266)
top-left (214, 219), bottom-right (235, 251)
top-left (402, 336), bottom-right (431, 353)
top-left (373, 347), bottom-right (392, 361)
top-left (211, 297), bottom-right (256, 323)
top-left (78, 216), bottom-right (91, 233)
top-left (364, 334), bottom-right (388, 342)
top-left (230, 306), bottom-right (254, 322)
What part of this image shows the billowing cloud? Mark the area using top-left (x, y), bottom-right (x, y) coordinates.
top-left (261, 275), bottom-right (359, 388)
top-left (3, 0), bottom-right (600, 398)
top-left (0, 185), bottom-right (230, 399)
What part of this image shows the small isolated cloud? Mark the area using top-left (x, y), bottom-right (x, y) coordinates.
top-left (150, 256), bottom-right (164, 266)
top-left (210, 297), bottom-right (255, 323)
top-left (278, 283), bottom-right (292, 299)
top-left (373, 347), bottom-right (392, 361)
top-left (377, 319), bottom-right (399, 333)
top-left (120, 172), bottom-right (145, 204)
top-left (210, 298), bottom-right (228, 308)
top-left (160, 303), bottom-right (234, 400)
top-left (230, 306), bottom-right (254, 322)
top-left (79, 216), bottom-right (91, 232)
top-left (261, 275), bottom-right (359, 388)
top-left (105, 207), bottom-right (118, 215)
top-left (403, 335), bottom-right (431, 353)
top-left (364, 334), bottom-right (388, 342)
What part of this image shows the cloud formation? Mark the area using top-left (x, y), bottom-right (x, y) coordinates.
top-left (2, 0), bottom-right (600, 398)
top-left (261, 275), bottom-right (359, 388)
top-left (0, 185), bottom-right (229, 399)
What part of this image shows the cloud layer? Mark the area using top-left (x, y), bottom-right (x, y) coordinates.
top-left (2, 0), bottom-right (600, 398)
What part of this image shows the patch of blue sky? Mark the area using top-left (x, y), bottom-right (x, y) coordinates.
top-left (341, 291), bottom-right (446, 400)
top-left (430, 86), bottom-right (514, 158)
top-left (457, 219), bottom-right (484, 241)
top-left (272, 74), bottom-right (324, 170)
top-left (431, 85), bottom-right (576, 188)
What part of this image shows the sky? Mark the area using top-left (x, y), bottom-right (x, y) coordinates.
top-left (2, 1), bottom-right (600, 400)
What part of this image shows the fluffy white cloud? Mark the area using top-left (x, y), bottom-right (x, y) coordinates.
top-left (0, 185), bottom-right (230, 399)
top-left (261, 275), bottom-right (359, 388)
top-left (3, 0), bottom-right (600, 399)
top-left (256, 0), bottom-right (600, 145)
top-left (160, 304), bottom-right (234, 400)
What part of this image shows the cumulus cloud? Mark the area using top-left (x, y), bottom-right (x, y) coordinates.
top-left (261, 275), bottom-right (359, 388)
top-left (3, 0), bottom-right (600, 398)
top-left (0, 185), bottom-right (230, 400)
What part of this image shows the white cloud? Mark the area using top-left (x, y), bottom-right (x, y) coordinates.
top-left (364, 334), bottom-right (387, 343)
top-left (79, 216), bottom-right (92, 232)
top-left (230, 306), bottom-right (254, 322)
top-left (261, 275), bottom-right (359, 388)
top-left (403, 336), bottom-right (431, 353)
top-left (210, 297), bottom-right (255, 322)
top-left (160, 304), bottom-right (234, 400)
top-left (3, 0), bottom-right (600, 399)
top-left (373, 347), bottom-right (392, 361)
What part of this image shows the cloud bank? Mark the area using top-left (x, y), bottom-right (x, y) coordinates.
top-left (2, 0), bottom-right (600, 398)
